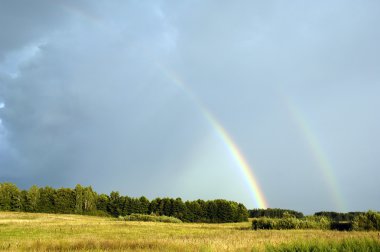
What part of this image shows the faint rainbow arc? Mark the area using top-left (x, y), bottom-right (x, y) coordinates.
top-left (57, 2), bottom-right (103, 26)
top-left (159, 65), bottom-right (268, 209)
top-left (282, 94), bottom-right (346, 212)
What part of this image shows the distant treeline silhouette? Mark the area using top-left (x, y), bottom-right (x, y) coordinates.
top-left (0, 182), bottom-right (248, 223)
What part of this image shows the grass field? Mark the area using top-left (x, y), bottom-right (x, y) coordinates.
top-left (0, 212), bottom-right (379, 251)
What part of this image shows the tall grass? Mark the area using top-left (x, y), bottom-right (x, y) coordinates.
top-left (0, 212), bottom-right (378, 251)
top-left (266, 238), bottom-right (380, 252)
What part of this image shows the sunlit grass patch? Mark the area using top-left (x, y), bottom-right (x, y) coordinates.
top-left (0, 212), bottom-right (379, 251)
top-left (266, 238), bottom-right (380, 252)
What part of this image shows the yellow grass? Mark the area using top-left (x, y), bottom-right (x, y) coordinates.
top-left (0, 212), bottom-right (378, 251)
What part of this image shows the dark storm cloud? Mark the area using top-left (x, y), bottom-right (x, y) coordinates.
top-left (0, 1), bottom-right (66, 59)
top-left (0, 0), bottom-right (205, 194)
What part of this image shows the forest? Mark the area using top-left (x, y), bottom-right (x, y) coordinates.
top-left (249, 208), bottom-right (304, 219)
top-left (0, 182), bottom-right (248, 223)
top-left (1, 182), bottom-right (379, 230)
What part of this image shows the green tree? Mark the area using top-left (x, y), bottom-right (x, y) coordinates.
top-left (235, 203), bottom-right (248, 222)
top-left (54, 188), bottom-right (76, 214)
top-left (37, 186), bottom-right (56, 213)
top-left (108, 191), bottom-right (122, 217)
top-left (20, 190), bottom-right (28, 212)
top-left (216, 200), bottom-right (234, 223)
top-left (74, 184), bottom-right (84, 214)
top-left (96, 194), bottom-right (109, 213)
top-left (120, 196), bottom-right (129, 215)
top-left (139, 196), bottom-right (150, 214)
top-left (0, 182), bottom-right (21, 211)
top-left (26, 185), bottom-right (40, 212)
top-left (206, 201), bottom-right (218, 223)
top-left (162, 198), bottom-right (173, 216)
top-left (83, 186), bottom-right (97, 213)
top-left (353, 211), bottom-right (380, 231)
top-left (130, 198), bottom-right (141, 214)
top-left (172, 198), bottom-right (186, 220)
top-left (185, 201), bottom-right (202, 222)
top-left (149, 198), bottom-right (162, 215)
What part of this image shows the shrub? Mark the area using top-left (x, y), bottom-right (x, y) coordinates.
top-left (119, 214), bottom-right (182, 223)
top-left (301, 216), bottom-right (331, 230)
top-left (252, 217), bottom-right (276, 230)
top-left (330, 221), bottom-right (353, 231)
top-left (252, 216), bottom-right (331, 230)
top-left (352, 211), bottom-right (380, 231)
top-left (278, 217), bottom-right (300, 229)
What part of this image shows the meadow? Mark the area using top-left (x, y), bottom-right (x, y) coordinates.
top-left (0, 212), bottom-right (379, 251)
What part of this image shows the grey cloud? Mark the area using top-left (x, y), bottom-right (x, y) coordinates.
top-left (0, 1), bottom-right (379, 213)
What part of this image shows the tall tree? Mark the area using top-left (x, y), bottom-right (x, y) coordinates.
top-left (83, 186), bottom-right (97, 213)
top-left (172, 198), bottom-right (186, 220)
top-left (54, 188), bottom-right (75, 214)
top-left (0, 182), bottom-right (21, 211)
top-left (74, 184), bottom-right (84, 214)
top-left (139, 196), bottom-right (150, 214)
top-left (37, 186), bottom-right (56, 213)
top-left (108, 191), bottom-right (122, 217)
top-left (26, 185), bottom-right (40, 212)
top-left (96, 194), bottom-right (109, 214)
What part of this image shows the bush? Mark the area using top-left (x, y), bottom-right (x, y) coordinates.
top-left (278, 217), bottom-right (300, 229)
top-left (252, 217), bottom-right (276, 230)
top-left (330, 221), bottom-right (353, 231)
top-left (252, 216), bottom-right (331, 230)
top-left (119, 214), bottom-right (182, 223)
top-left (301, 216), bottom-right (331, 230)
top-left (352, 211), bottom-right (380, 231)
top-left (252, 211), bottom-right (380, 231)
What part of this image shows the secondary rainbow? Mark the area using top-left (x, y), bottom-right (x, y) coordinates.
top-left (282, 94), bottom-right (346, 212)
top-left (158, 64), bottom-right (268, 209)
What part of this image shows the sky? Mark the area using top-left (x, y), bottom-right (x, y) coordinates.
top-left (0, 0), bottom-right (379, 214)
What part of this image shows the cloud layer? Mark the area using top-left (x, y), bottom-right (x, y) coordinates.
top-left (1, 1), bottom-right (379, 213)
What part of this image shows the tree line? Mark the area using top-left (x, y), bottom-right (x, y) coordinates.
top-left (314, 211), bottom-right (364, 222)
top-left (252, 211), bottom-right (380, 231)
top-left (249, 209), bottom-right (373, 223)
top-left (0, 182), bottom-right (248, 223)
top-left (249, 208), bottom-right (304, 219)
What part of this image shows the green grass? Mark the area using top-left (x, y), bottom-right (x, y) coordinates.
top-left (266, 238), bottom-right (380, 251)
top-left (0, 212), bottom-right (379, 251)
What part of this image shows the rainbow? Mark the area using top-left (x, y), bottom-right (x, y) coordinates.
top-left (57, 2), bottom-right (102, 26)
top-left (158, 65), bottom-right (268, 209)
top-left (282, 94), bottom-right (346, 212)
